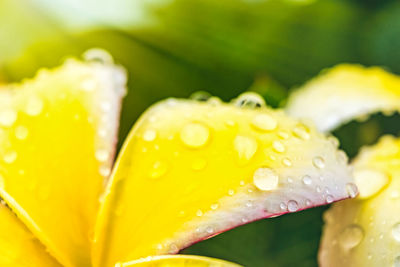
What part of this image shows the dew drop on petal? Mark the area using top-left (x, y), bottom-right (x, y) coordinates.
top-left (392, 223), bottom-right (400, 243)
top-left (312, 156), bottom-right (325, 169)
top-left (228, 189), bottom-right (235, 196)
top-left (282, 157), bottom-right (292, 167)
top-left (15, 126), bottom-right (29, 140)
top-left (326, 195), bottom-right (334, 203)
top-left (339, 225), bottom-right (364, 251)
top-left (180, 123), bottom-right (210, 148)
top-left (99, 165), bottom-right (111, 177)
top-left (253, 167), bottom-right (279, 191)
top-left (302, 175), bottom-right (312, 185)
top-left (196, 209), bottom-right (203, 217)
top-left (272, 141), bottom-right (285, 153)
top-left (148, 161), bottom-right (168, 179)
top-left (206, 226), bottom-right (214, 234)
top-left (251, 114), bottom-right (277, 131)
top-left (143, 129), bottom-right (157, 142)
top-left (3, 151), bottom-right (17, 164)
top-left (234, 135), bottom-right (258, 164)
top-left (234, 92), bottom-right (266, 108)
top-left (0, 110), bottom-right (17, 127)
top-left (280, 202), bottom-right (287, 210)
top-left (346, 183), bottom-right (358, 198)
top-left (292, 124), bottom-right (310, 140)
top-left (95, 149), bottom-right (109, 162)
top-left (25, 96), bottom-right (43, 116)
top-left (287, 200), bottom-right (298, 212)
top-left (210, 203), bottom-right (219, 210)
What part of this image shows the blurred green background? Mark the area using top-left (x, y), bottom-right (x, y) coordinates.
top-left (1, 0), bottom-right (400, 266)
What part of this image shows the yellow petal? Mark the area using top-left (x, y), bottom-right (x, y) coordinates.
top-left (285, 64), bottom-right (400, 132)
top-left (117, 255), bottom-right (241, 267)
top-left (93, 94), bottom-right (354, 266)
top-left (319, 135), bottom-right (400, 267)
top-left (0, 203), bottom-right (60, 266)
top-left (0, 49), bottom-right (126, 266)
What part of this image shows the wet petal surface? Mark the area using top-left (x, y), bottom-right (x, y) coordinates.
top-left (286, 64), bottom-right (400, 132)
top-left (320, 135), bottom-right (400, 267)
top-left (93, 95), bottom-right (354, 266)
top-left (0, 50), bottom-right (126, 266)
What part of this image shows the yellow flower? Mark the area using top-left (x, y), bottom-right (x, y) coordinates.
top-left (0, 50), bottom-right (356, 267)
top-left (286, 64), bottom-right (400, 267)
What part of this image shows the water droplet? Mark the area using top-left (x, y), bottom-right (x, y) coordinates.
top-left (190, 91), bottom-right (211, 101)
top-left (95, 149), bottom-right (109, 162)
top-left (287, 177), bottom-right (293, 183)
top-left (278, 131), bottom-right (290, 140)
top-left (241, 217), bottom-right (249, 223)
top-left (210, 203), bottom-right (219, 210)
top-left (354, 169), bottom-right (389, 199)
top-left (282, 157), bottom-right (292, 167)
top-left (312, 156), bottom-right (325, 169)
top-left (251, 114), bottom-right (277, 131)
top-left (228, 189), bottom-right (235, 196)
top-left (99, 165), bottom-right (111, 177)
top-left (391, 191), bottom-right (400, 199)
top-left (206, 226), bottom-right (214, 234)
top-left (339, 225), bottom-right (364, 251)
top-left (316, 186), bottom-right (322, 193)
top-left (180, 123), bottom-right (210, 148)
top-left (3, 151), bottom-right (17, 164)
top-left (0, 110), bottom-right (17, 127)
top-left (302, 175), bottom-right (312, 185)
top-left (100, 101), bottom-right (111, 112)
top-left (272, 141), bottom-right (285, 153)
top-left (149, 161), bottom-right (168, 179)
top-left (328, 136), bottom-right (339, 147)
top-left (196, 209), bottom-right (203, 217)
top-left (292, 124), bottom-right (310, 140)
top-left (25, 96), bottom-right (43, 116)
top-left (234, 92), bottom-right (266, 108)
top-left (143, 129), bottom-right (157, 142)
top-left (305, 199), bottom-right (312, 206)
top-left (287, 200), bottom-right (299, 212)
top-left (346, 183), bottom-right (358, 198)
top-left (246, 200), bottom-right (253, 208)
top-left (234, 135), bottom-right (258, 164)
top-left (326, 195), bottom-right (334, 203)
top-left (192, 158), bottom-right (207, 171)
top-left (225, 120), bottom-right (236, 127)
top-left (391, 223), bottom-right (400, 242)
top-left (84, 48), bottom-right (114, 64)
top-left (253, 167), bottom-right (279, 191)
top-left (280, 202), bottom-right (287, 210)
top-left (15, 126), bottom-right (29, 140)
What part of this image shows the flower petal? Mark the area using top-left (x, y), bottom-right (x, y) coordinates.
top-left (285, 64), bottom-right (400, 132)
top-left (319, 135), bottom-right (400, 267)
top-left (93, 95), bottom-right (354, 266)
top-left (117, 255), bottom-right (241, 267)
top-left (0, 203), bottom-right (60, 266)
top-left (0, 49), bottom-right (126, 266)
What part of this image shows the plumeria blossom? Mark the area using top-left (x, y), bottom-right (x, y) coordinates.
top-left (0, 50), bottom-right (359, 267)
top-left (286, 65), bottom-right (400, 266)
